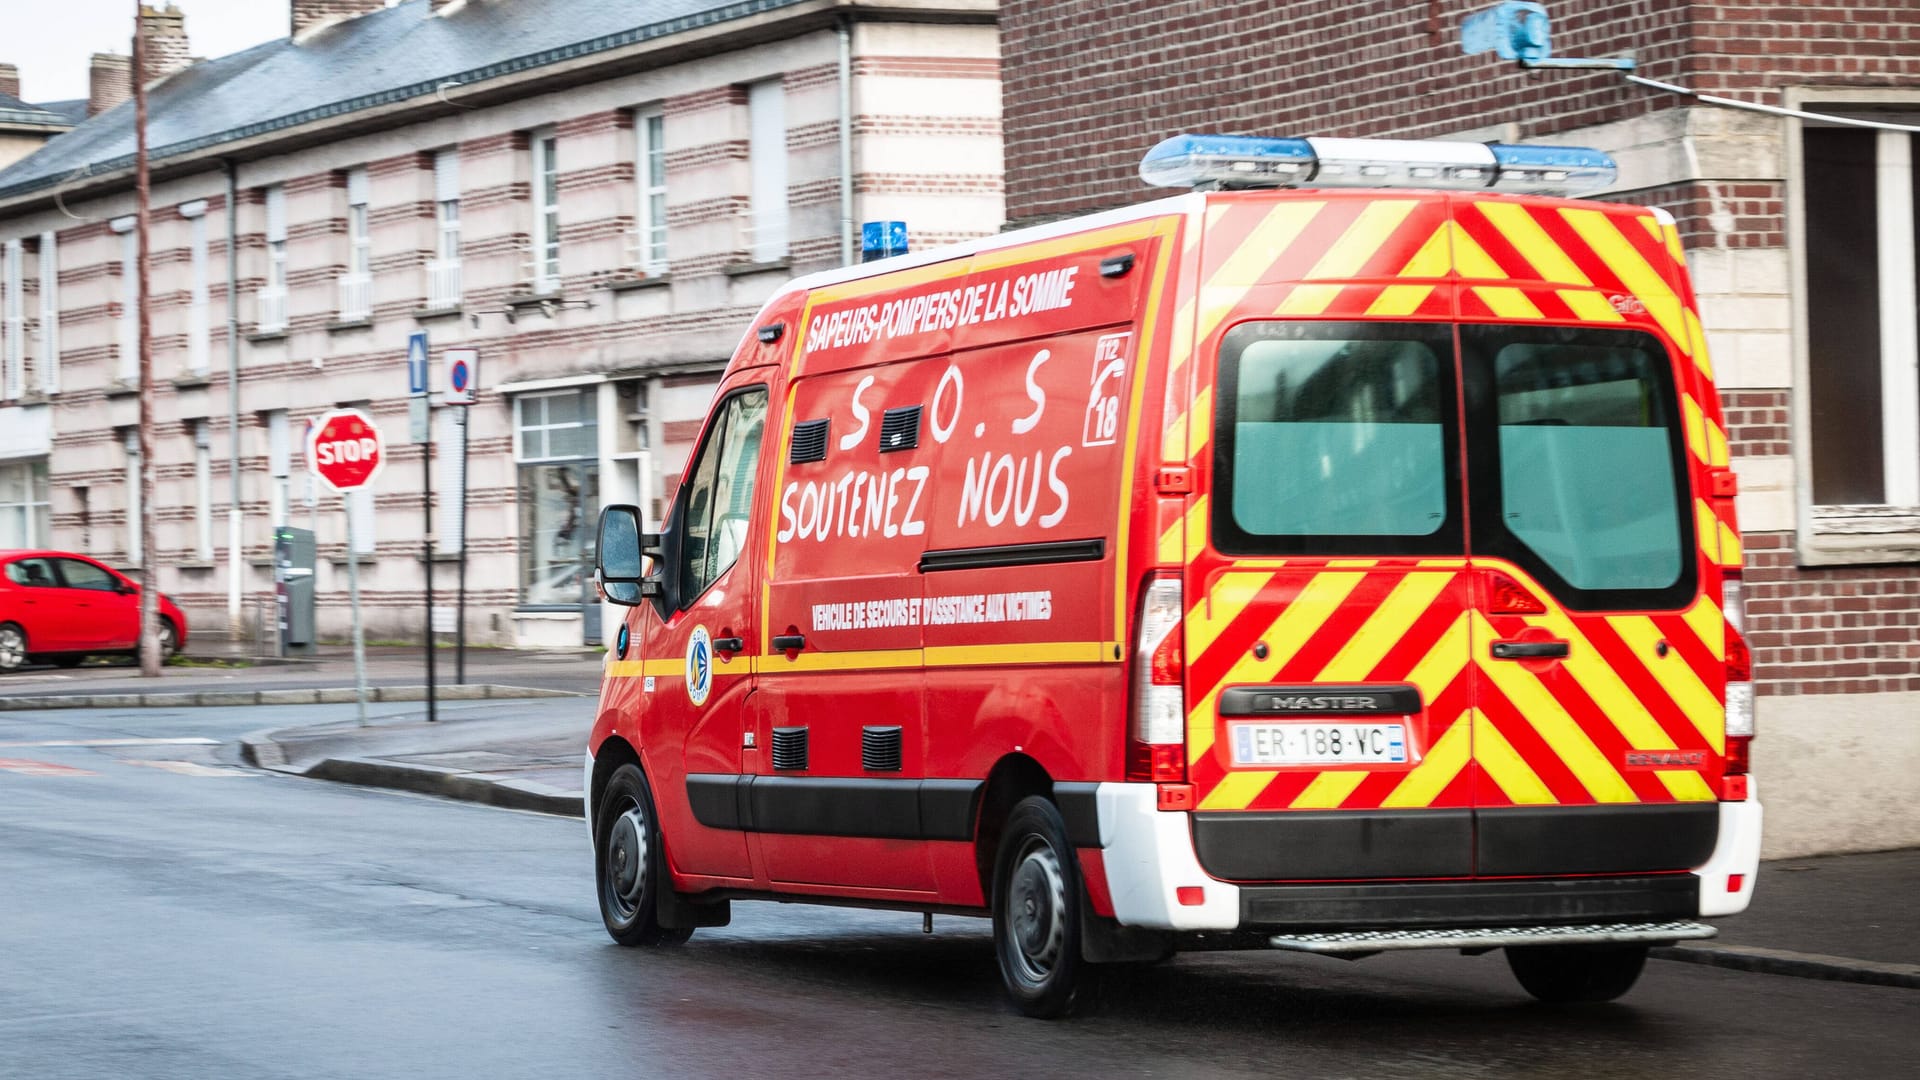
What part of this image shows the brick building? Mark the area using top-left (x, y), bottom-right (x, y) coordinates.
top-left (998, 1), bottom-right (1920, 856)
top-left (0, 0), bottom-right (1001, 649)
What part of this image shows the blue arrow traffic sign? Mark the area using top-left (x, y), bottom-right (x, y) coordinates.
top-left (407, 332), bottom-right (429, 395)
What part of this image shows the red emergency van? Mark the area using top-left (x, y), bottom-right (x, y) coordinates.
top-left (587, 134), bottom-right (1761, 1017)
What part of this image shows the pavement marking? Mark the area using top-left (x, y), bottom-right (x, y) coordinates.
top-left (0, 758), bottom-right (97, 777)
top-left (120, 759), bottom-right (256, 778)
top-left (1654, 943), bottom-right (1920, 989)
top-left (0, 737), bottom-right (221, 749)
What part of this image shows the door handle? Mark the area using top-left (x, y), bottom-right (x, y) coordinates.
top-left (1491, 640), bottom-right (1569, 660)
top-left (712, 636), bottom-right (745, 654)
top-left (771, 633), bottom-right (806, 651)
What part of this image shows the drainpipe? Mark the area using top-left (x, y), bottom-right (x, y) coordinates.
top-left (837, 14), bottom-right (854, 265)
top-left (224, 159), bottom-right (243, 637)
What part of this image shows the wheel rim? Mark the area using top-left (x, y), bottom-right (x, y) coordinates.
top-left (604, 799), bottom-right (648, 923)
top-left (1006, 836), bottom-right (1067, 987)
top-left (159, 622), bottom-right (177, 657)
top-left (0, 627), bottom-right (23, 669)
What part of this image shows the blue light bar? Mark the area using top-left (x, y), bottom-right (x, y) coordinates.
top-left (1140, 134), bottom-right (1617, 196)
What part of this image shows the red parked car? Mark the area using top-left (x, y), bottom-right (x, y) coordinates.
top-left (0, 551), bottom-right (188, 671)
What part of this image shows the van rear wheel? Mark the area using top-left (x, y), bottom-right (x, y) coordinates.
top-left (992, 796), bottom-right (1092, 1018)
top-left (1506, 943), bottom-right (1648, 1003)
top-left (594, 763), bottom-right (692, 947)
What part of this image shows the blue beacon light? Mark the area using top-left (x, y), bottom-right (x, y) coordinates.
top-left (1139, 133), bottom-right (1616, 196)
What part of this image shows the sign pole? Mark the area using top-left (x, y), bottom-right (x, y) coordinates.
top-left (423, 404), bottom-right (438, 723)
top-left (345, 497), bottom-right (369, 727)
top-left (456, 405), bottom-right (469, 684)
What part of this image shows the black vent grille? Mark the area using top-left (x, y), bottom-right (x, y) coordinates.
top-left (789, 419), bottom-right (829, 464)
top-left (861, 726), bottom-right (903, 772)
top-left (879, 406), bottom-right (921, 452)
top-left (771, 726), bottom-right (809, 771)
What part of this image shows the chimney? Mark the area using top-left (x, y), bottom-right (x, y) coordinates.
top-left (137, 4), bottom-right (193, 85)
top-left (0, 64), bottom-right (19, 100)
top-left (292, 0), bottom-right (388, 39)
top-left (89, 53), bottom-right (133, 116)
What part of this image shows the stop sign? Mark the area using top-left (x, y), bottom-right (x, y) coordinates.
top-left (307, 409), bottom-right (386, 492)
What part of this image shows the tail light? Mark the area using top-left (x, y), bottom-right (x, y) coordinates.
top-left (1127, 575), bottom-right (1186, 783)
top-left (1721, 574), bottom-right (1753, 799)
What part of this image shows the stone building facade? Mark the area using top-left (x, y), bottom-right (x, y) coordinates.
top-left (997, 0), bottom-right (1919, 856)
top-left (0, 0), bottom-right (1002, 649)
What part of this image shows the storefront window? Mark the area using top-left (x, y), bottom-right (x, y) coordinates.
top-left (516, 390), bottom-right (599, 606)
top-left (0, 459), bottom-right (50, 548)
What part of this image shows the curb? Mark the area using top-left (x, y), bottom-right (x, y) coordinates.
top-left (1651, 943), bottom-right (1920, 989)
top-left (303, 757), bottom-right (585, 818)
top-left (0, 684), bottom-right (583, 711)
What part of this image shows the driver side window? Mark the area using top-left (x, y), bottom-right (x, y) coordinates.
top-left (56, 559), bottom-right (121, 592)
top-left (676, 388), bottom-right (768, 606)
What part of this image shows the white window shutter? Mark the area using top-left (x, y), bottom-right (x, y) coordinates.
top-left (37, 231), bottom-right (57, 395)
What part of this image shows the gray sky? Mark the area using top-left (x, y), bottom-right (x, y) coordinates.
top-left (1, 1), bottom-right (392, 104)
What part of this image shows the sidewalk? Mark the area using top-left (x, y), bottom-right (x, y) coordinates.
top-left (0, 642), bottom-right (602, 707)
top-left (234, 699), bottom-right (1920, 992)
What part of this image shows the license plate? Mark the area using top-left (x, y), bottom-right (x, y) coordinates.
top-left (1229, 722), bottom-right (1411, 766)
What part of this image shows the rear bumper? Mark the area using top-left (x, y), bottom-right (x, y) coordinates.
top-left (1090, 781), bottom-right (1763, 933)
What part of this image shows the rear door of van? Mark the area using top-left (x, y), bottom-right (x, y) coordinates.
top-left (1183, 192), bottom-right (1481, 882)
top-left (1450, 199), bottom-right (1726, 879)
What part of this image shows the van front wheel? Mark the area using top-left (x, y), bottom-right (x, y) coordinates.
top-left (1506, 943), bottom-right (1648, 1003)
top-left (992, 796), bottom-right (1091, 1018)
top-left (595, 763), bottom-right (692, 947)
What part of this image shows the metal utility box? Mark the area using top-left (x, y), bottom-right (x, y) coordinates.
top-left (274, 526), bottom-right (317, 654)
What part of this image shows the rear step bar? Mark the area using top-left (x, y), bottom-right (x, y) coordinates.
top-left (1269, 921), bottom-right (1716, 955)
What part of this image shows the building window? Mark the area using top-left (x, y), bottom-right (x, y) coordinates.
top-left (259, 186), bottom-right (288, 333)
top-left (429, 148), bottom-right (461, 311)
top-left (531, 133), bottom-right (561, 293)
top-left (193, 419), bottom-right (213, 561)
top-left (36, 230), bottom-right (57, 395)
top-left (2, 239), bottom-right (21, 400)
top-left (182, 202), bottom-right (210, 375)
top-left (635, 108), bottom-right (667, 274)
top-left (113, 216), bottom-right (137, 380)
top-left (748, 79), bottom-right (789, 263)
top-left (515, 388), bottom-right (598, 606)
top-left (0, 459), bottom-right (50, 548)
top-left (340, 168), bottom-right (372, 322)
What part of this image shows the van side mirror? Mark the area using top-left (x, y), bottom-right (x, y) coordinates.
top-left (595, 505), bottom-right (663, 608)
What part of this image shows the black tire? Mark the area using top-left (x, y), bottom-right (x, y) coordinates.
top-left (992, 796), bottom-right (1093, 1018)
top-left (0, 623), bottom-right (26, 672)
top-left (594, 763), bottom-right (692, 947)
top-left (1506, 944), bottom-right (1648, 1003)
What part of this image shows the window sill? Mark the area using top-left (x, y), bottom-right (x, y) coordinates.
top-left (2, 390), bottom-right (51, 406)
top-left (327, 318), bottom-right (373, 335)
top-left (723, 258), bottom-right (791, 278)
top-left (174, 561), bottom-right (218, 571)
top-left (1799, 506), bottom-right (1920, 566)
top-left (103, 381), bottom-right (138, 399)
top-left (171, 373), bottom-right (213, 390)
top-left (413, 305), bottom-right (463, 322)
top-left (325, 555), bottom-right (379, 568)
top-left (506, 290), bottom-right (565, 309)
top-left (247, 329), bottom-right (288, 344)
top-left (604, 273), bottom-right (670, 293)
top-left (413, 550), bottom-right (468, 564)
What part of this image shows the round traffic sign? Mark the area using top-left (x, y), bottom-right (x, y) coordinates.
top-left (307, 409), bottom-right (386, 493)
top-left (451, 359), bottom-right (470, 392)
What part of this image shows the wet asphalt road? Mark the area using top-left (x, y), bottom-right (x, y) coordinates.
top-left (2, 704), bottom-right (1914, 1080)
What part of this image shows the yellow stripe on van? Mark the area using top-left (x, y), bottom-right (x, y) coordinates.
top-left (1473, 614), bottom-right (1639, 803)
top-left (1681, 596), bottom-right (1726, 664)
top-left (1606, 614), bottom-right (1725, 752)
top-left (1277, 283), bottom-right (1345, 316)
top-left (1472, 710), bottom-right (1557, 805)
top-left (1681, 393), bottom-right (1710, 464)
top-left (924, 641), bottom-right (1110, 667)
top-left (1477, 202), bottom-right (1593, 285)
top-left (1186, 386), bottom-right (1214, 459)
top-left (1317, 571), bottom-right (1456, 683)
top-left (1447, 220), bottom-right (1508, 280)
top-left (1290, 770), bottom-right (1369, 810)
top-left (1685, 307), bottom-right (1714, 379)
top-left (1656, 770), bottom-right (1718, 802)
top-left (1696, 499), bottom-right (1722, 564)
top-left (1719, 521), bottom-right (1743, 568)
top-left (1520, 607), bottom-right (1682, 755)
top-left (1303, 200), bottom-right (1419, 280)
top-left (1114, 217), bottom-right (1183, 646)
top-left (1474, 286), bottom-right (1544, 319)
top-left (1400, 222), bottom-right (1454, 278)
top-left (1367, 284), bottom-right (1435, 317)
top-left (1706, 416), bottom-right (1730, 468)
top-left (1192, 202), bottom-right (1328, 350)
top-left (1380, 715), bottom-right (1471, 808)
top-left (1200, 768), bottom-right (1278, 811)
top-left (758, 648), bottom-right (924, 674)
top-left (1557, 289), bottom-right (1626, 323)
top-left (1185, 568), bottom-right (1278, 660)
top-left (1559, 208), bottom-right (1690, 356)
